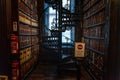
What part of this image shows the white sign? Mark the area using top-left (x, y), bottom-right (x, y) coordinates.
top-left (13, 21), bottom-right (17, 31)
top-left (75, 42), bottom-right (85, 57)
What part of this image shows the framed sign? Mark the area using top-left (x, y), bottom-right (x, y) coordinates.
top-left (0, 75), bottom-right (8, 80)
top-left (75, 42), bottom-right (85, 57)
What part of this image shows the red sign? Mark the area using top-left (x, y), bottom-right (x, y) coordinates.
top-left (12, 62), bottom-right (19, 80)
top-left (10, 34), bottom-right (18, 54)
top-left (77, 44), bottom-right (83, 49)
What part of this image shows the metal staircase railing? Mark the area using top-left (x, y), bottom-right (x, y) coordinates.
top-left (41, 25), bottom-right (59, 52)
top-left (39, 0), bottom-right (79, 63)
top-left (41, 0), bottom-right (78, 60)
top-left (40, 1), bottom-right (81, 79)
top-left (39, 1), bottom-right (81, 80)
top-left (45, 1), bottom-right (80, 80)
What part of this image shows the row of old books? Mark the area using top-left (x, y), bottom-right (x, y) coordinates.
top-left (11, 0), bottom-right (39, 80)
top-left (83, 0), bottom-right (106, 80)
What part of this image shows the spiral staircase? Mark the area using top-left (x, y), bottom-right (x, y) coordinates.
top-left (40, 0), bottom-right (80, 80)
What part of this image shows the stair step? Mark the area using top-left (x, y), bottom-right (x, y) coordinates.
top-left (60, 67), bottom-right (78, 71)
top-left (61, 7), bottom-right (71, 13)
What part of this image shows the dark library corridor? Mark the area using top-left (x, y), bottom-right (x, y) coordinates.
top-left (0, 0), bottom-right (120, 80)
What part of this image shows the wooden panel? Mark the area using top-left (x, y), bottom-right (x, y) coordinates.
top-left (105, 0), bottom-right (120, 79)
top-left (75, 0), bottom-right (82, 42)
top-left (0, 0), bottom-right (11, 78)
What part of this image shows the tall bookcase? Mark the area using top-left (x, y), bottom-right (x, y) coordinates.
top-left (11, 0), bottom-right (39, 80)
top-left (82, 0), bottom-right (106, 79)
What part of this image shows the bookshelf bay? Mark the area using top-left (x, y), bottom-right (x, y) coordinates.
top-left (82, 0), bottom-right (106, 79)
top-left (11, 0), bottom-right (39, 80)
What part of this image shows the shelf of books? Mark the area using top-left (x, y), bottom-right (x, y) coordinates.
top-left (82, 0), bottom-right (106, 79)
top-left (11, 0), bottom-right (39, 80)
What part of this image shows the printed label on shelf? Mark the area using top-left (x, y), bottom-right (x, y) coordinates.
top-left (13, 21), bottom-right (18, 31)
top-left (12, 62), bottom-right (19, 80)
top-left (10, 35), bottom-right (18, 54)
top-left (75, 42), bottom-right (85, 57)
top-left (11, 42), bottom-right (18, 54)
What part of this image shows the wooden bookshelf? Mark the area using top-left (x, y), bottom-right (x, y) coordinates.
top-left (11, 0), bottom-right (39, 80)
top-left (82, 0), bottom-right (106, 79)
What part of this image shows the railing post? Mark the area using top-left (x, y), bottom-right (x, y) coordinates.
top-left (58, 0), bottom-right (62, 62)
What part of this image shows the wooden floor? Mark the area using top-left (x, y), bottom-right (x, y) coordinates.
top-left (26, 63), bottom-right (92, 80)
